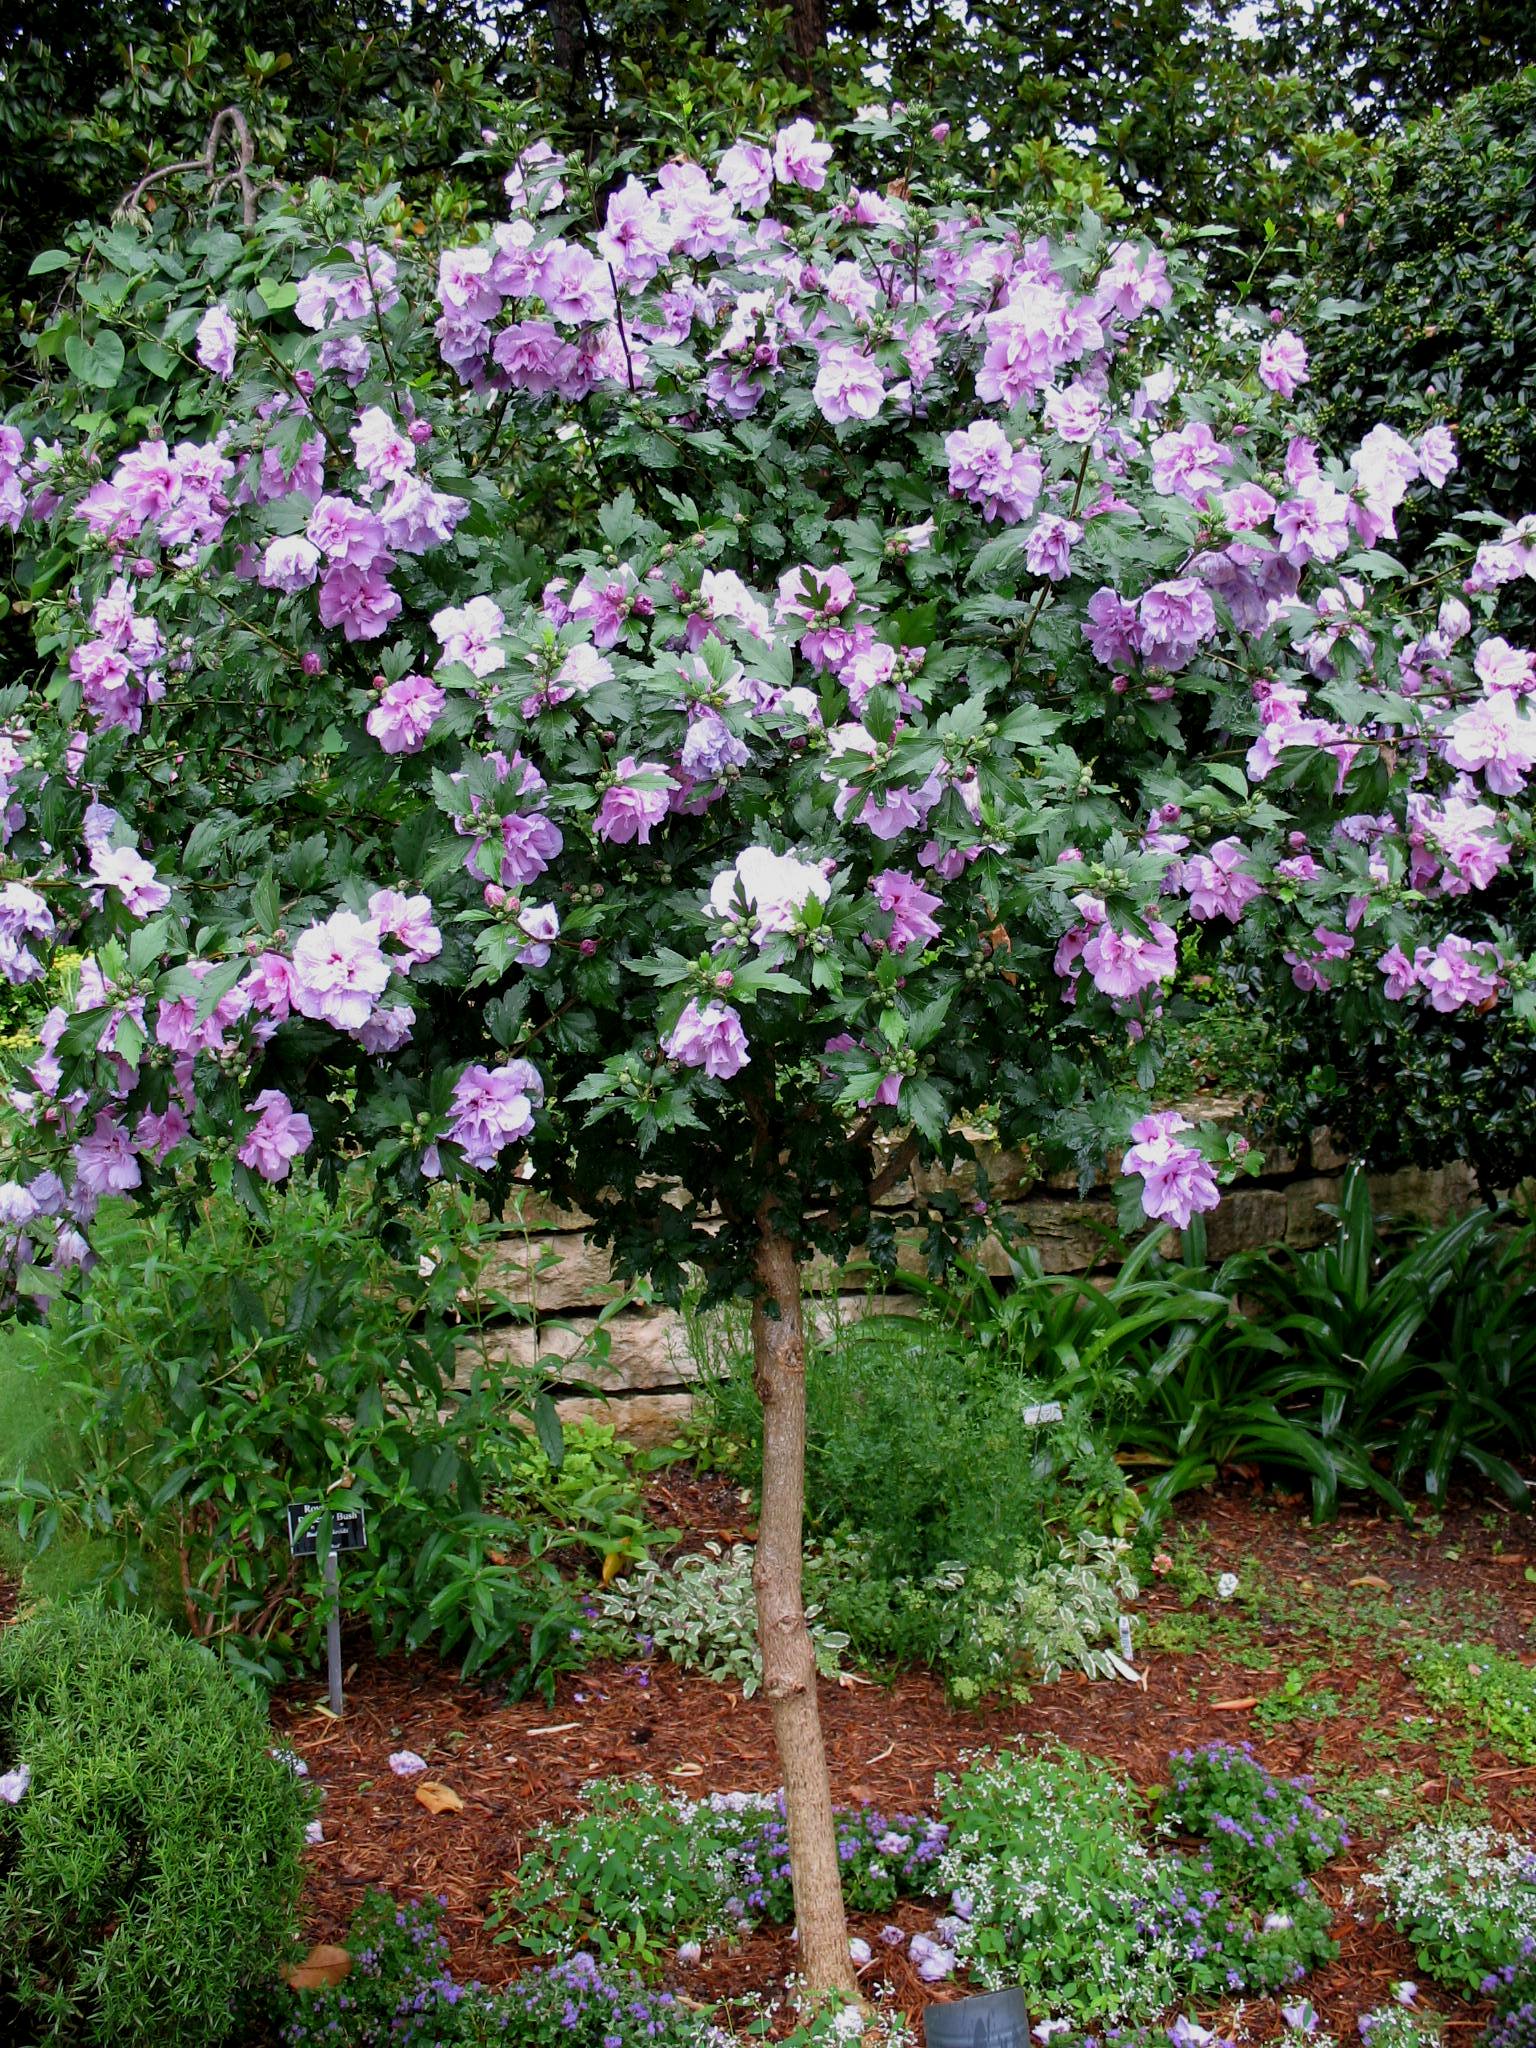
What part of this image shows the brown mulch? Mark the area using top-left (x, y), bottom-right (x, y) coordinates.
top-left (252, 1476), bottom-right (1536, 2037)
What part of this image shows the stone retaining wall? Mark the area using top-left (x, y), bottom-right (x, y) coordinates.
top-left (462, 1120), bottom-right (1476, 1443)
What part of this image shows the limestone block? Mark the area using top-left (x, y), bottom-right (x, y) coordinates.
top-left (1008, 1199), bottom-right (1121, 1273)
top-left (1308, 1128), bottom-right (1353, 1175)
top-left (474, 1307), bottom-right (697, 1390)
top-left (506, 1191), bottom-right (594, 1232)
top-left (554, 1390), bottom-right (696, 1446)
top-left (1366, 1162), bottom-right (1476, 1225)
top-left (1283, 1177), bottom-right (1344, 1248)
top-left (1198, 1186), bottom-right (1291, 1260)
top-left (478, 1230), bottom-right (625, 1312)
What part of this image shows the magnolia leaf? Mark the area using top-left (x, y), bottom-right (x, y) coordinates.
top-left (285, 1945), bottom-right (353, 1992)
top-left (414, 1780), bottom-right (465, 1815)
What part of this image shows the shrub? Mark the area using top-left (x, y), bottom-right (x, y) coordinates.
top-left (0, 1600), bottom-right (313, 2047)
top-left (1, 1180), bottom-right (620, 1691)
top-left (1367, 1822), bottom-right (1536, 1994)
top-left (697, 1306), bottom-right (1132, 1558)
top-left (1303, 69), bottom-right (1536, 548)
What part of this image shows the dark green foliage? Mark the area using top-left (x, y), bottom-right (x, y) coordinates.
top-left (700, 1305), bottom-right (1132, 1580)
top-left (0, 1180), bottom-right (649, 1692)
top-left (695, 1306), bottom-right (1138, 1696)
top-left (1261, 997), bottom-right (1536, 1202)
top-left (0, 1600), bottom-right (313, 2047)
top-left (1303, 69), bottom-right (1536, 535)
top-left (702, 1167), bottom-right (1536, 1532)
top-left (1223, 1169), bottom-right (1536, 1508)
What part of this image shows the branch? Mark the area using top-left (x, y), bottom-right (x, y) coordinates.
top-left (867, 1132), bottom-right (919, 1206)
top-left (120, 107), bottom-right (262, 229)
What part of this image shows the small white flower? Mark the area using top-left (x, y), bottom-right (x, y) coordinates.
top-left (388, 1750), bottom-right (428, 1776)
top-left (677, 1941), bottom-right (702, 1967)
top-left (1216, 1571), bottom-right (1240, 1600)
top-left (1394, 1983), bottom-right (1418, 2008)
top-left (848, 1937), bottom-right (873, 1965)
top-left (305, 1819), bottom-right (325, 1845)
top-left (0, 1762), bottom-right (31, 1805)
top-left (269, 1746), bottom-right (309, 1776)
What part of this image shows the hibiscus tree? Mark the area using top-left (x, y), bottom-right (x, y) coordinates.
top-left (2, 109), bottom-right (1534, 1993)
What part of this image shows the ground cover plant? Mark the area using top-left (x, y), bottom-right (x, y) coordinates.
top-left (589, 1541), bottom-right (853, 1695)
top-left (0, 1599), bottom-right (315, 2047)
top-left (932, 1742), bottom-right (1341, 2020)
top-left (496, 1778), bottom-right (947, 1965)
top-left (3, 95), bottom-right (1535, 1990)
top-left (1367, 1822), bottom-right (1536, 1996)
top-left (283, 1889), bottom-right (707, 2048)
top-left (1410, 1642), bottom-right (1536, 1766)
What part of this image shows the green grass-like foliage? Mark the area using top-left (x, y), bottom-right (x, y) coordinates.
top-left (1412, 1641), bottom-right (1536, 1766)
top-left (0, 1600), bottom-right (313, 2047)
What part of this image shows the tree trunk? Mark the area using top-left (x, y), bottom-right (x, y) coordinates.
top-left (751, 1213), bottom-right (858, 2000)
top-left (788, 0), bottom-right (828, 68)
top-left (787, 0), bottom-right (829, 114)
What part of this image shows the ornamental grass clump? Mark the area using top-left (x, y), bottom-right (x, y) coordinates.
top-left (0, 1600), bottom-right (314, 2048)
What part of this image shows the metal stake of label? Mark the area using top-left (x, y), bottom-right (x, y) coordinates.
top-left (285, 1502), bottom-right (366, 1718)
top-left (323, 1546), bottom-right (344, 1716)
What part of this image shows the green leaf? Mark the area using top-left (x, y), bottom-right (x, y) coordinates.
top-left (532, 1392), bottom-right (566, 1470)
top-left (63, 328), bottom-right (126, 390)
top-left (27, 249), bottom-right (75, 276)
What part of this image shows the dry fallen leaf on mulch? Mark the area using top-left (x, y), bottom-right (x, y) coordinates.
top-left (1211, 1696), bottom-right (1259, 1711)
top-left (285, 1944), bottom-right (352, 1992)
top-left (414, 1780), bottom-right (466, 1815)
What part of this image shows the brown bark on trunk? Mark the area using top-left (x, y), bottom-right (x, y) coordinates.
top-left (788, 0), bottom-right (828, 64)
top-left (751, 1213), bottom-right (859, 2000)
